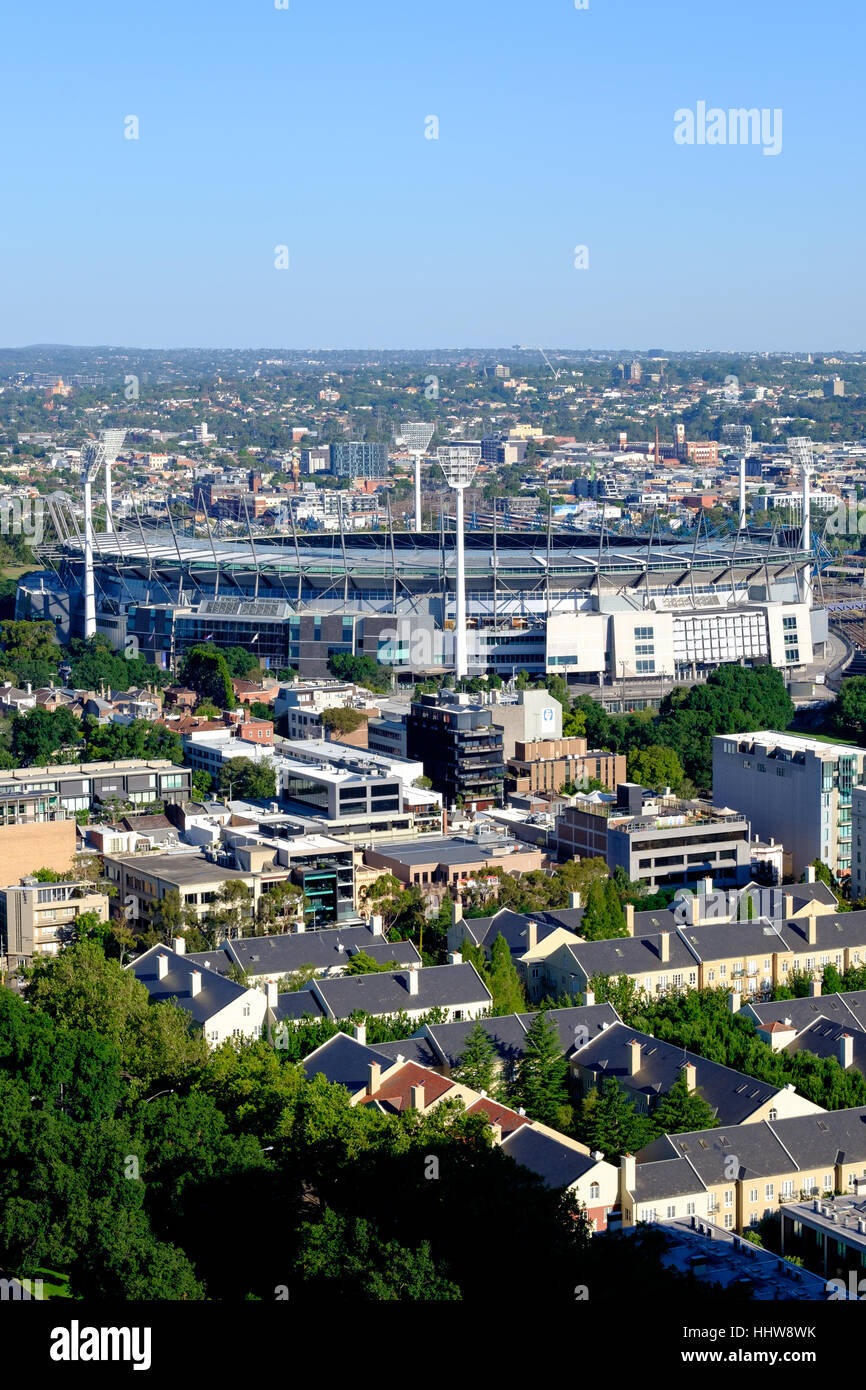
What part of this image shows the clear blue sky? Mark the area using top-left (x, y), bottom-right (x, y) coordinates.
top-left (2, 0), bottom-right (862, 350)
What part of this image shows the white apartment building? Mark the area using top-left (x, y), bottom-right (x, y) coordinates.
top-left (851, 786), bottom-right (866, 901)
top-left (713, 732), bottom-right (866, 880)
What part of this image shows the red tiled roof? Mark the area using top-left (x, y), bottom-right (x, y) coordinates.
top-left (465, 1097), bottom-right (531, 1136)
top-left (361, 1061), bottom-right (454, 1111)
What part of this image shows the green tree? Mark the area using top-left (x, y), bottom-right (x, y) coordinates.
top-left (218, 756), bottom-right (276, 801)
top-left (293, 1210), bottom-right (460, 1300)
top-left (84, 717), bottom-right (183, 765)
top-left (0, 618), bottom-right (60, 687)
top-left (343, 951), bottom-right (400, 975)
top-left (321, 706), bottom-right (370, 735)
top-left (327, 652), bottom-right (392, 692)
top-left (487, 933), bottom-right (527, 1015)
top-left (580, 879), bottom-right (628, 941)
top-left (832, 675), bottom-right (866, 741)
top-left (10, 706), bottom-right (81, 765)
top-left (579, 1077), bottom-right (656, 1161)
top-left (627, 744), bottom-right (685, 792)
top-left (183, 646), bottom-right (235, 709)
top-left (651, 1070), bottom-right (719, 1137)
top-left (191, 769), bottom-right (213, 800)
top-left (514, 1009), bottom-right (571, 1128)
top-left (452, 1020), bottom-right (498, 1095)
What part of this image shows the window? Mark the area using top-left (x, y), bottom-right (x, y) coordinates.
top-left (765, 1183), bottom-right (774, 1199)
top-left (635, 626), bottom-right (654, 640)
top-left (724, 1213), bottom-right (734, 1229)
top-left (768, 1108), bottom-right (777, 1121)
top-left (590, 1182), bottom-right (600, 1200)
top-left (666, 1205), bottom-right (676, 1219)
top-left (686, 1202), bottom-right (696, 1215)
top-left (724, 1190), bottom-right (733, 1208)
top-left (749, 1188), bottom-right (758, 1203)
top-left (636, 660), bottom-right (655, 674)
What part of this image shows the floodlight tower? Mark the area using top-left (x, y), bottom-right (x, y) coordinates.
top-left (101, 428), bottom-right (126, 533)
top-left (788, 436), bottom-right (814, 606)
top-left (437, 444), bottom-right (481, 678)
top-left (80, 440), bottom-right (107, 639)
top-left (397, 422), bottom-right (434, 532)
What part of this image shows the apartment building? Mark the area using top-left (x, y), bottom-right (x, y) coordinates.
top-left (0, 759), bottom-right (191, 816)
top-left (850, 785), bottom-right (866, 901)
top-left (555, 784), bottom-right (752, 889)
top-left (406, 693), bottom-right (504, 809)
top-left (506, 736), bottom-right (626, 796)
top-left (713, 732), bottom-right (866, 879)
top-left (0, 879), bottom-right (109, 969)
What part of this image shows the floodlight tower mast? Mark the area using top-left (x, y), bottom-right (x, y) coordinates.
top-left (101, 428), bottom-right (127, 533)
top-left (788, 436), bottom-right (815, 606)
top-left (397, 422), bottom-right (435, 533)
top-left (437, 444), bottom-right (481, 678)
top-left (80, 440), bottom-right (106, 639)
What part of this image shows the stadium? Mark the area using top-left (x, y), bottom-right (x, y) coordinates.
top-left (18, 517), bottom-right (826, 690)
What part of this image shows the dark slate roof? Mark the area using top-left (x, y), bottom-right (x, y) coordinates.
top-left (574, 1022), bottom-right (783, 1126)
top-left (424, 1004), bottom-right (620, 1070)
top-left (301, 1031), bottom-right (395, 1092)
top-left (638, 1108), bottom-right (866, 1183)
top-left (186, 948), bottom-right (233, 976)
top-left (372, 1035), bottom-right (441, 1067)
top-left (128, 945), bottom-right (248, 1025)
top-left (633, 1158), bottom-right (707, 1201)
top-left (777, 911), bottom-right (866, 954)
top-left (747, 991), bottom-right (866, 1035)
top-left (783, 1018), bottom-right (866, 1071)
top-left (631, 908), bottom-right (680, 935)
top-left (226, 926), bottom-right (420, 976)
top-left (568, 932), bottom-right (695, 978)
top-left (787, 881), bottom-right (838, 909)
top-left (501, 1126), bottom-right (598, 1189)
top-left (312, 963), bottom-right (491, 1020)
top-left (677, 919), bottom-right (788, 962)
top-left (458, 908), bottom-right (570, 955)
top-left (272, 989), bottom-right (325, 1022)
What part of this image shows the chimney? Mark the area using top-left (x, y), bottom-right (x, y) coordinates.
top-left (806, 913), bottom-right (817, 946)
top-left (370, 913), bottom-right (384, 936)
top-left (366, 1061), bottom-right (380, 1095)
top-left (157, 953), bottom-right (169, 980)
top-left (840, 1033), bottom-right (854, 1069)
top-left (624, 902), bottom-right (634, 935)
top-left (584, 989), bottom-right (596, 1007)
top-left (591, 1150), bottom-right (604, 1163)
top-left (783, 893), bottom-right (794, 922)
top-left (25, 682), bottom-right (31, 696)
top-left (810, 976), bottom-right (822, 997)
top-left (526, 920), bottom-right (538, 950)
top-left (189, 969), bottom-right (202, 997)
top-left (448, 951), bottom-right (463, 965)
top-left (620, 1153), bottom-right (637, 1209)
top-left (569, 891), bottom-right (582, 910)
top-left (489, 1121), bottom-right (502, 1145)
top-left (409, 1083), bottom-right (425, 1111)
top-left (172, 936), bottom-right (186, 955)
top-left (295, 918), bottom-right (306, 933)
top-left (683, 1061), bottom-right (697, 1092)
top-left (406, 970), bottom-right (419, 996)
top-left (265, 979), bottom-right (278, 1009)
top-left (698, 875), bottom-right (713, 899)
top-left (805, 864), bottom-right (816, 884)
top-left (659, 931), bottom-right (670, 963)
top-left (628, 1037), bottom-right (642, 1075)
top-left (728, 989), bottom-right (741, 1015)
top-left (452, 895), bottom-right (463, 924)
top-left (354, 1021), bottom-right (367, 1047)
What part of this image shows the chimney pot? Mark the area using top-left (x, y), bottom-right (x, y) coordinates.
top-left (410, 1083), bottom-right (425, 1111)
top-left (659, 930), bottom-right (670, 963)
top-left (526, 920), bottom-right (538, 950)
top-left (628, 1037), bottom-right (642, 1075)
top-left (354, 1021), bottom-right (367, 1047)
top-left (172, 935), bottom-right (186, 955)
top-left (156, 952), bottom-right (169, 979)
top-left (366, 1061), bottom-right (380, 1095)
top-left (584, 989), bottom-right (595, 1007)
top-left (189, 969), bottom-right (202, 997)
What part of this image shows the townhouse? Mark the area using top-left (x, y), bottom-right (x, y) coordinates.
top-left (127, 939), bottom-right (267, 1047)
top-left (306, 961), bottom-right (492, 1025)
top-left (300, 1030), bottom-right (619, 1229)
top-left (571, 1022), bottom-right (823, 1127)
top-left (214, 921), bottom-right (421, 984)
top-left (630, 1106), bottom-right (866, 1233)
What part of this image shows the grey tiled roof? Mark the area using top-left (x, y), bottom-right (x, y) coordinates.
top-left (501, 1126), bottom-right (597, 1189)
top-left (227, 926), bottom-right (420, 976)
top-left (575, 1022), bottom-right (783, 1126)
top-left (633, 1158), bottom-right (707, 1201)
top-left (313, 962), bottom-right (491, 1020)
top-left (638, 1107), bottom-right (866, 1182)
top-left (129, 945), bottom-right (248, 1025)
top-left (301, 1031), bottom-right (395, 1092)
top-left (747, 991), bottom-right (866, 1035)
